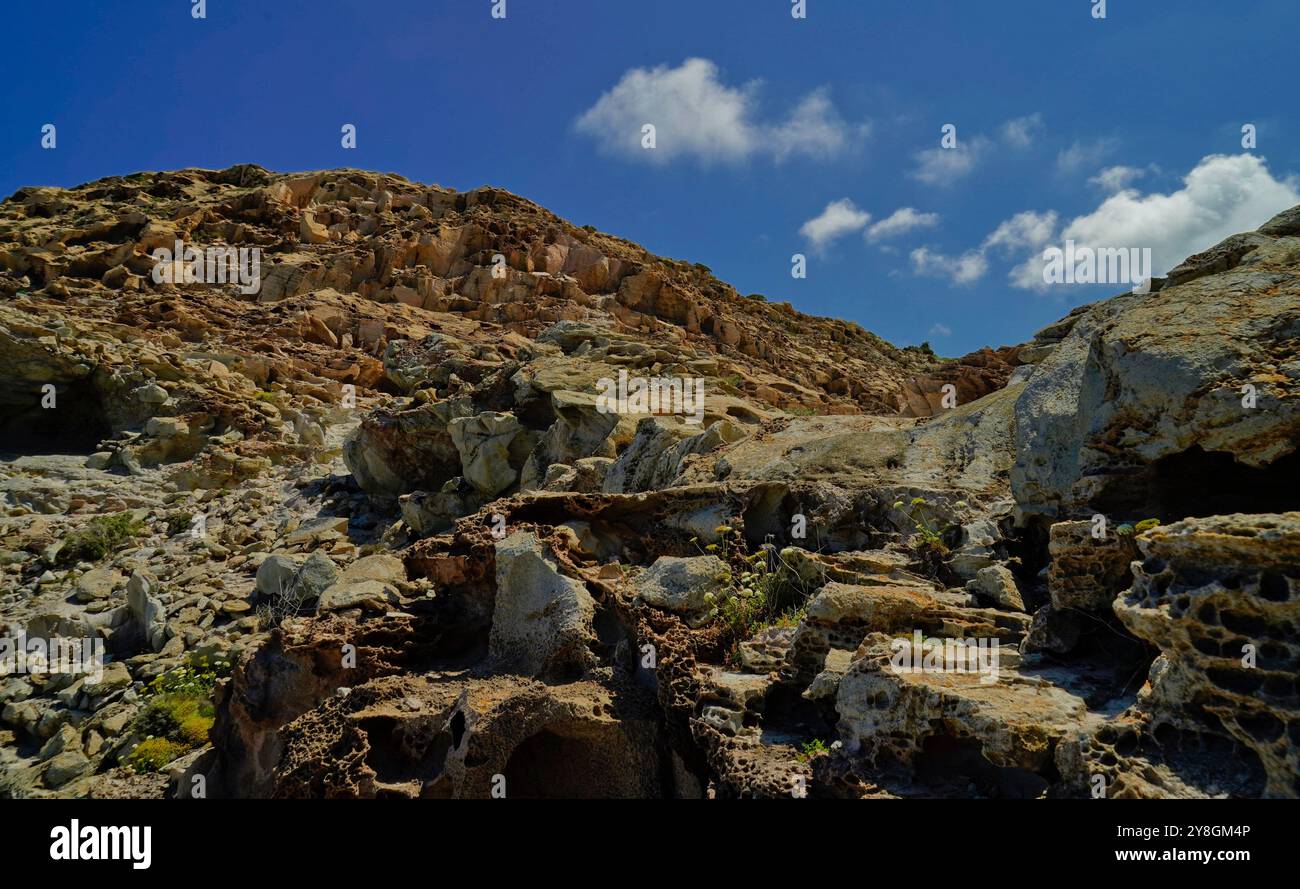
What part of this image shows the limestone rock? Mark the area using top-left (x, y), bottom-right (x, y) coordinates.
top-left (43, 750), bottom-right (91, 789)
top-left (125, 570), bottom-right (167, 652)
top-left (255, 554), bottom-right (305, 598)
top-left (1113, 512), bottom-right (1300, 798)
top-left (1012, 219), bottom-right (1300, 519)
top-left (489, 531), bottom-right (595, 678)
top-left (967, 564), bottom-right (1025, 612)
top-left (448, 412), bottom-right (525, 498)
top-left (1046, 520), bottom-right (1140, 612)
top-left (632, 555), bottom-right (730, 628)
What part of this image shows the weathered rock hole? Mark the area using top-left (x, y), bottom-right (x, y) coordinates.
top-left (1221, 611), bottom-right (1266, 636)
top-left (1237, 711), bottom-right (1284, 744)
top-left (1207, 667), bottom-right (1261, 695)
top-left (449, 710), bottom-right (466, 750)
top-left (1259, 571), bottom-right (1291, 603)
top-left (501, 726), bottom-right (657, 799)
top-left (913, 735), bottom-right (1050, 799)
top-left (1191, 634), bottom-right (1220, 657)
top-left (359, 715), bottom-right (450, 787)
top-left (1261, 675), bottom-right (1294, 699)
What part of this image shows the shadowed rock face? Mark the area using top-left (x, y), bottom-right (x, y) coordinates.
top-left (1011, 206), bottom-right (1300, 521)
top-left (1, 165), bottom-right (1297, 800)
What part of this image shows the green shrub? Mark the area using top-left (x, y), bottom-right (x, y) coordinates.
top-left (125, 738), bottom-right (188, 773)
top-left (890, 497), bottom-right (957, 576)
top-left (797, 739), bottom-right (828, 762)
top-left (178, 715), bottom-right (212, 746)
top-left (126, 664), bottom-right (225, 772)
top-left (165, 511), bottom-right (194, 537)
top-left (57, 512), bottom-right (145, 566)
top-left (695, 527), bottom-right (819, 648)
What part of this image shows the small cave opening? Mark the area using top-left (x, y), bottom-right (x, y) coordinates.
top-left (1150, 447), bottom-right (1300, 519)
top-left (0, 382), bottom-right (111, 457)
top-left (1096, 447), bottom-right (1300, 522)
top-left (913, 734), bottom-right (1051, 799)
top-left (501, 725), bottom-right (659, 799)
top-left (358, 715), bottom-right (451, 789)
top-left (1004, 515), bottom-right (1051, 605)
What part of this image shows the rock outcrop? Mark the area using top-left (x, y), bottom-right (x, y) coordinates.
top-left (1, 165), bottom-right (1296, 800)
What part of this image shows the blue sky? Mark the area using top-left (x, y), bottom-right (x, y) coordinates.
top-left (3, 0), bottom-right (1297, 355)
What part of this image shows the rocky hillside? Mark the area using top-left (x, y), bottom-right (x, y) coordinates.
top-left (0, 165), bottom-right (1296, 799)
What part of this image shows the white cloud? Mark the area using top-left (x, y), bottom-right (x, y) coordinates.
top-left (983, 210), bottom-right (1059, 255)
top-left (800, 199), bottom-right (871, 252)
top-left (929, 323), bottom-right (953, 337)
top-left (910, 116), bottom-right (1043, 186)
top-left (768, 88), bottom-right (867, 162)
top-left (1056, 138), bottom-right (1118, 174)
top-left (866, 207), bottom-right (940, 242)
top-left (910, 246), bottom-right (988, 285)
top-left (1060, 153), bottom-right (1298, 272)
top-left (1000, 113), bottom-right (1044, 148)
top-left (574, 58), bottom-right (865, 164)
top-left (906, 209), bottom-right (1056, 288)
top-left (1013, 153), bottom-right (1299, 291)
top-left (1088, 164), bottom-right (1151, 193)
top-left (911, 137), bottom-right (989, 186)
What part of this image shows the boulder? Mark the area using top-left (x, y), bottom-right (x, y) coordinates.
top-left (286, 551), bottom-right (340, 604)
top-left (632, 555), bottom-right (730, 628)
top-left (74, 567), bottom-right (124, 603)
top-left (1046, 520), bottom-right (1139, 612)
top-left (125, 570), bottom-right (167, 652)
top-left (43, 750), bottom-right (91, 789)
top-left (489, 531), bottom-right (595, 677)
top-left (967, 564), bottom-right (1025, 612)
top-left (255, 554), bottom-right (304, 598)
top-left (448, 411), bottom-right (525, 498)
top-left (318, 580), bottom-right (399, 612)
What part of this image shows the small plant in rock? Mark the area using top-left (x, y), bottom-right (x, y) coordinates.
top-left (164, 511), bottom-right (194, 537)
top-left (124, 738), bottom-right (189, 773)
top-left (892, 497), bottom-right (954, 573)
top-left (256, 574), bottom-right (308, 631)
top-left (695, 527), bottom-right (819, 645)
top-left (768, 608), bottom-right (806, 629)
top-left (56, 512), bottom-right (145, 566)
top-left (719, 374), bottom-right (744, 394)
top-left (1116, 519), bottom-right (1159, 538)
top-left (796, 739), bottom-right (829, 762)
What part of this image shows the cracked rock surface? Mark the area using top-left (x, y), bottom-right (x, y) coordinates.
top-left (1, 166), bottom-right (1296, 799)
